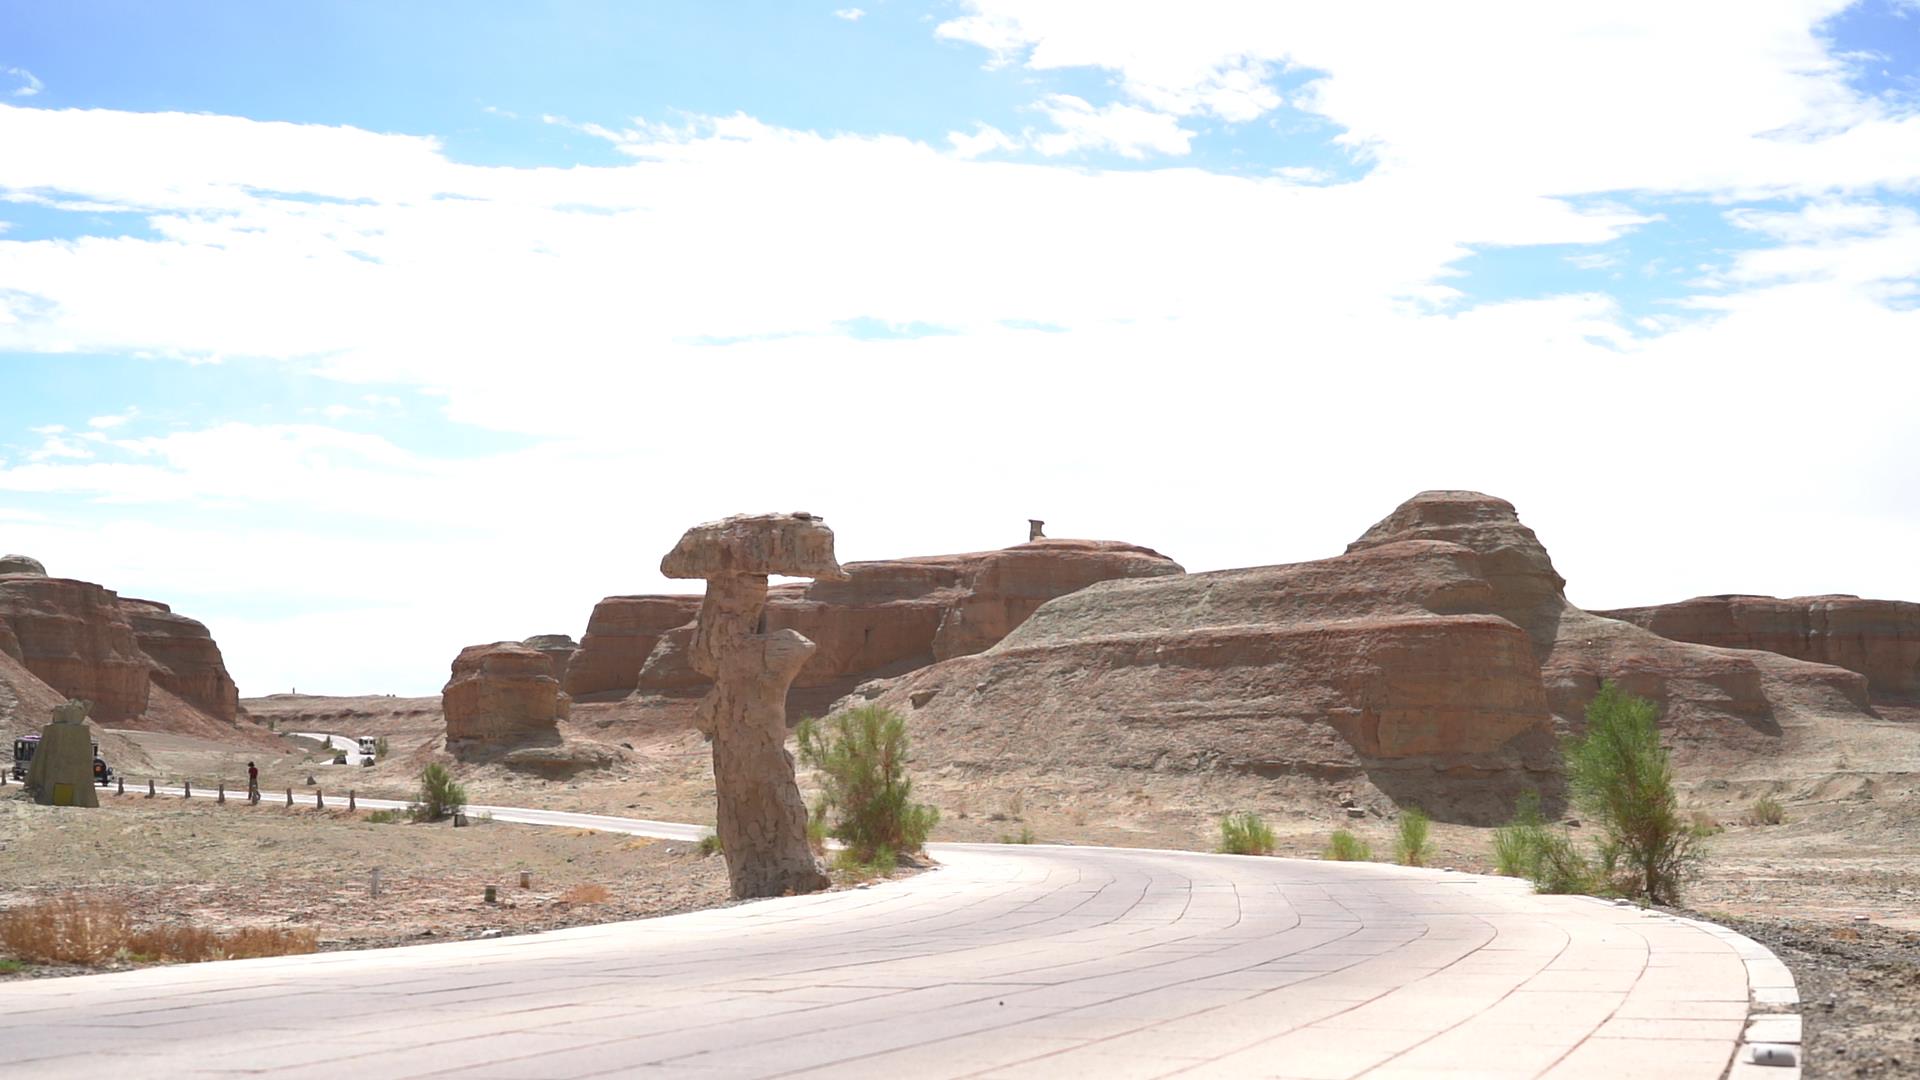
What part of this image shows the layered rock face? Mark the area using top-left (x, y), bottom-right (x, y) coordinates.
top-left (866, 538), bottom-right (1560, 817)
top-left (442, 642), bottom-right (572, 749)
top-left (563, 597), bottom-right (702, 697)
top-left (583, 539), bottom-right (1182, 705)
top-left (859, 491), bottom-right (1904, 817)
top-left (0, 575), bottom-right (151, 723)
top-left (1346, 493), bottom-right (1874, 756)
top-left (1597, 595), bottom-right (1920, 699)
top-left (122, 599), bottom-right (241, 723)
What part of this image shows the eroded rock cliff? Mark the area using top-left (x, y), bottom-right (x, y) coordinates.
top-left (1597, 595), bottom-right (1920, 699)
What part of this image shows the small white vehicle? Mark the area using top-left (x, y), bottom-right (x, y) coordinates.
top-left (358, 736), bottom-right (378, 766)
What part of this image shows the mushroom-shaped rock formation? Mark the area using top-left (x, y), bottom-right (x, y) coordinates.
top-left (0, 555), bottom-right (47, 577)
top-left (662, 512), bottom-right (840, 899)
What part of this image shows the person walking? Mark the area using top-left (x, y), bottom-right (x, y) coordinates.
top-left (247, 761), bottom-right (259, 804)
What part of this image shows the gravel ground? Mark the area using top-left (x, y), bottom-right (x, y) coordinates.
top-left (1678, 909), bottom-right (1920, 1078)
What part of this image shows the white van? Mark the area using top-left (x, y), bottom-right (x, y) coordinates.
top-left (357, 736), bottom-right (378, 765)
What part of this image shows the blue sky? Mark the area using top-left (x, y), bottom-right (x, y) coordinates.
top-left (2, 1), bottom-right (1918, 694)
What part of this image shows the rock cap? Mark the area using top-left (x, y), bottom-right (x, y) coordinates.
top-left (0, 554), bottom-right (47, 576)
top-left (661, 513), bottom-right (847, 582)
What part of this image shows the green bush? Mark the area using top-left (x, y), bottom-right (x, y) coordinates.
top-left (1531, 830), bottom-right (1602, 895)
top-left (364, 809), bottom-right (407, 825)
top-left (1492, 791), bottom-right (1549, 877)
top-left (1323, 830), bottom-right (1371, 861)
top-left (796, 705), bottom-right (939, 865)
top-left (1217, 811), bottom-right (1276, 855)
top-left (374, 737), bottom-right (390, 760)
top-left (697, 834), bottom-right (723, 858)
top-left (1394, 808), bottom-right (1432, 867)
top-left (1749, 796), bottom-right (1785, 826)
top-left (409, 763), bottom-right (467, 823)
top-left (1490, 790), bottom-right (1604, 894)
top-left (997, 825), bottom-right (1037, 844)
top-left (1564, 682), bottom-right (1701, 903)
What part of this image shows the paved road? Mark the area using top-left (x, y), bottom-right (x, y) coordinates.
top-left (0, 820), bottom-right (1796, 1079)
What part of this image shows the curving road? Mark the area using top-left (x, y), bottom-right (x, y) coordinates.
top-left (0, 811), bottom-right (1797, 1079)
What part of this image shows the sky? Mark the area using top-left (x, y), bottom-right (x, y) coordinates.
top-left (2, 1), bottom-right (1918, 696)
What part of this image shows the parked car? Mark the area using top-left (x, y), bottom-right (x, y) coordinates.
top-left (10, 735), bottom-right (113, 786)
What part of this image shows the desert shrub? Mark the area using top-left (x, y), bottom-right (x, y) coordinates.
top-left (796, 705), bottom-right (939, 865)
top-left (805, 807), bottom-right (829, 854)
top-left (1749, 796), bottom-right (1786, 826)
top-left (374, 737), bottom-right (390, 760)
top-left (0, 895), bottom-right (130, 964)
top-left (0, 896), bottom-right (316, 966)
top-left (1564, 682), bottom-right (1701, 903)
top-left (0, 958), bottom-right (22, 974)
top-left (997, 825), bottom-right (1037, 844)
top-left (560, 884), bottom-right (611, 905)
top-left (1689, 810), bottom-right (1724, 836)
top-left (1217, 811), bottom-right (1276, 855)
top-left (1394, 808), bottom-right (1432, 867)
top-left (409, 763), bottom-right (466, 822)
top-left (1530, 831), bottom-right (1603, 895)
top-left (696, 833), bottom-right (724, 858)
top-left (365, 809), bottom-right (407, 824)
top-left (1492, 791), bottom-right (1549, 877)
top-left (1323, 830), bottom-right (1371, 862)
top-left (831, 846), bottom-right (899, 878)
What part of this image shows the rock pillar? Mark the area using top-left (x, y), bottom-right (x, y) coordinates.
top-left (661, 513), bottom-right (842, 899)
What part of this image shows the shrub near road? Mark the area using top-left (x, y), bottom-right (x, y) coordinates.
top-left (1565, 682), bottom-right (1703, 903)
top-left (796, 705), bottom-right (938, 872)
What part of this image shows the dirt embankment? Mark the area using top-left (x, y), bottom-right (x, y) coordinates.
top-left (0, 791), bottom-right (734, 977)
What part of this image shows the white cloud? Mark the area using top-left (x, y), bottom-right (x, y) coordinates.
top-left (1030, 93), bottom-right (1194, 158)
top-left (946, 122), bottom-right (1020, 159)
top-left (6, 68), bottom-right (41, 98)
top-left (87, 407), bottom-right (139, 429)
top-left (833, 7), bottom-right (866, 21)
top-left (1, 1), bottom-right (1918, 692)
top-left (937, 1), bottom-right (1920, 198)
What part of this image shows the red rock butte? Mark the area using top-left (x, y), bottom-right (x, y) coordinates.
top-left (853, 491), bottom-right (1910, 820)
top-left (0, 557), bottom-right (263, 761)
top-left (562, 537), bottom-right (1183, 717)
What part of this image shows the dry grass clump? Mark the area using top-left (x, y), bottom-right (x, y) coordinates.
top-left (0, 894), bottom-right (129, 964)
top-left (1748, 796), bottom-right (1786, 826)
top-left (560, 884), bottom-right (612, 905)
top-left (1217, 812), bottom-right (1275, 855)
top-left (0, 895), bottom-right (316, 966)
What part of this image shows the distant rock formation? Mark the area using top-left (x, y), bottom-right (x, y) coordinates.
top-left (563, 597), bottom-right (702, 698)
top-left (123, 599), bottom-right (241, 724)
top-left (573, 539), bottom-right (1182, 710)
top-left (856, 491), bottom-right (1903, 820)
top-left (1598, 595), bottom-right (1920, 699)
top-left (519, 634), bottom-right (578, 684)
top-left (0, 574), bottom-right (152, 723)
top-left (442, 642), bottom-right (572, 751)
top-left (0, 559), bottom-right (248, 739)
top-left (1345, 492), bottom-right (1873, 748)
